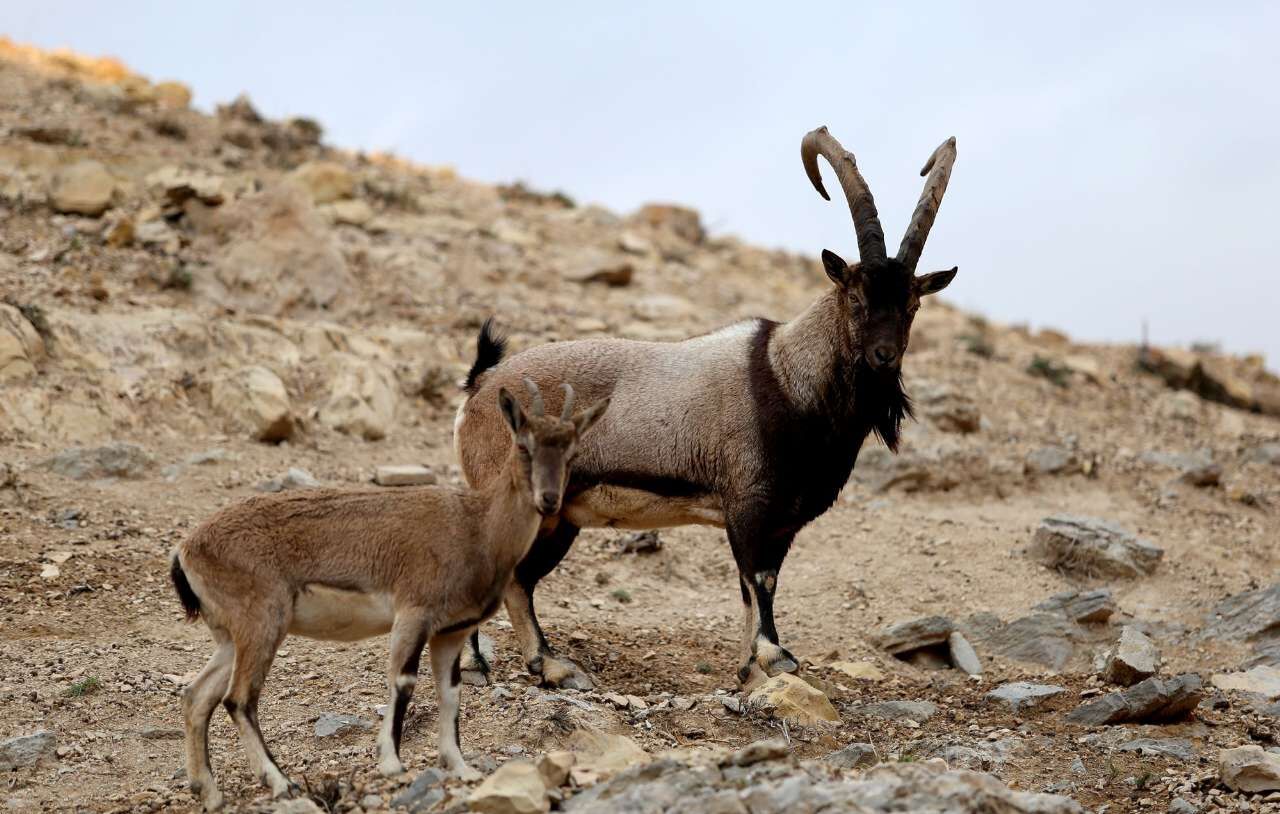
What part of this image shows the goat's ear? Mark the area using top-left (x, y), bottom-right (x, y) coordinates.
top-left (497, 387), bottom-right (525, 435)
top-left (572, 397), bottom-right (610, 438)
top-left (915, 266), bottom-right (957, 297)
top-left (821, 249), bottom-right (850, 286)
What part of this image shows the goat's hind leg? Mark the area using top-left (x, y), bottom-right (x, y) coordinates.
top-left (377, 609), bottom-right (430, 777)
top-left (183, 634), bottom-right (233, 811)
top-left (223, 616), bottom-right (293, 798)
top-left (429, 628), bottom-right (480, 781)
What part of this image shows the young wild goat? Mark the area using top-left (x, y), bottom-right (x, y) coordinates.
top-left (169, 380), bottom-right (608, 811)
top-left (454, 126), bottom-right (959, 691)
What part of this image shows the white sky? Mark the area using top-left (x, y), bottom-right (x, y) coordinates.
top-left (10, 2), bottom-right (1279, 366)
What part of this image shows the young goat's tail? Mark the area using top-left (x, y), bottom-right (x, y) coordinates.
top-left (170, 551), bottom-right (201, 622)
top-left (463, 317), bottom-right (507, 395)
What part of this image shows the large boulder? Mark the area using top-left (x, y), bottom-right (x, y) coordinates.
top-left (50, 160), bottom-right (116, 216)
top-left (288, 160), bottom-right (355, 204)
top-left (210, 366), bottom-right (295, 443)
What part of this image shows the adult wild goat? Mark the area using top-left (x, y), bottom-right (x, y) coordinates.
top-left (455, 126), bottom-right (958, 689)
top-left (169, 380), bottom-right (608, 811)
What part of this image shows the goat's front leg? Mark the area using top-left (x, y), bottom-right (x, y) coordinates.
top-left (378, 609), bottom-right (430, 777)
top-left (727, 524), bottom-right (799, 687)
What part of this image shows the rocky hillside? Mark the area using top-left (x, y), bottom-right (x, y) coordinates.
top-left (1, 40), bottom-right (1278, 814)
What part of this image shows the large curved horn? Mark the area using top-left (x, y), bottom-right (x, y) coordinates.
top-left (801, 126), bottom-right (886, 264)
top-left (522, 378), bottom-right (544, 416)
top-left (559, 383), bottom-right (576, 421)
top-left (896, 137), bottom-right (957, 271)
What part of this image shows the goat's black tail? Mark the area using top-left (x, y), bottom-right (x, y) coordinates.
top-left (463, 317), bottom-right (507, 395)
top-left (170, 552), bottom-right (201, 622)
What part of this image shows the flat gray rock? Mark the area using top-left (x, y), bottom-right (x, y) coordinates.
top-left (948, 632), bottom-right (983, 676)
top-left (824, 743), bottom-right (879, 769)
top-left (390, 768), bottom-right (444, 812)
top-left (313, 712), bottom-right (373, 738)
top-left (44, 443), bottom-right (152, 480)
top-left (1065, 674), bottom-right (1203, 726)
top-left (1204, 584), bottom-right (1280, 667)
top-left (1029, 515), bottom-right (1163, 578)
top-left (851, 700), bottom-right (938, 723)
top-left (0, 731), bottom-right (56, 771)
top-left (1117, 738), bottom-right (1198, 762)
top-left (986, 682), bottom-right (1067, 712)
top-left (973, 612), bottom-right (1078, 671)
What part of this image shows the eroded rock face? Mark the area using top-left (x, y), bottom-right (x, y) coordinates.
top-left (1100, 627), bottom-right (1160, 686)
top-left (1204, 584), bottom-right (1280, 667)
top-left (50, 160), bottom-right (115, 215)
top-left (0, 303), bottom-right (45, 381)
top-left (318, 354), bottom-right (399, 441)
top-left (1029, 515), bottom-right (1163, 578)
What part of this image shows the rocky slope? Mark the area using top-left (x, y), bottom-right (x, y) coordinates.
top-left (1, 40), bottom-right (1278, 814)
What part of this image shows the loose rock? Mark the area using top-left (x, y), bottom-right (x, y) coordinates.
top-left (0, 731), bottom-right (56, 771)
top-left (537, 751), bottom-right (575, 788)
top-left (0, 303), bottom-right (45, 382)
top-left (1029, 515), bottom-right (1164, 578)
top-left (1025, 446), bottom-right (1075, 476)
top-left (985, 682), bottom-right (1066, 713)
top-left (1117, 738), bottom-right (1198, 762)
top-left (45, 443), bottom-right (152, 480)
top-left (1211, 665), bottom-right (1280, 699)
top-left (1220, 745), bottom-right (1280, 793)
top-left (1101, 626), bottom-right (1160, 686)
top-left (747, 674), bottom-right (840, 724)
top-left (50, 160), bottom-right (115, 215)
top-left (948, 631), bottom-right (982, 676)
top-left (313, 712), bottom-right (373, 738)
top-left (288, 160), bottom-right (355, 203)
top-left (875, 616), bottom-right (953, 655)
top-left (211, 365), bottom-right (295, 443)
top-left (1033, 589), bottom-right (1116, 623)
top-left (1065, 673), bottom-right (1203, 725)
top-left (614, 530), bottom-right (662, 554)
top-left (469, 759), bottom-right (550, 814)
top-left (726, 738), bottom-right (790, 767)
top-left (257, 468), bottom-right (320, 493)
top-left (851, 699), bottom-right (937, 723)
top-left (390, 768), bottom-right (444, 812)
top-left (825, 743), bottom-right (879, 769)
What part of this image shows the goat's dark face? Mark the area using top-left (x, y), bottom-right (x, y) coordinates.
top-left (498, 384), bottom-right (609, 516)
top-left (822, 250), bottom-right (956, 372)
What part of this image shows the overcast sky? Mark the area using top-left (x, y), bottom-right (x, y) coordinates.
top-left (10, 2), bottom-right (1279, 365)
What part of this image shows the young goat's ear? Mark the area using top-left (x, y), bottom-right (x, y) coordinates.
top-left (821, 249), bottom-right (851, 286)
top-left (915, 266), bottom-right (958, 297)
top-left (572, 397), bottom-right (610, 438)
top-left (497, 387), bottom-right (526, 435)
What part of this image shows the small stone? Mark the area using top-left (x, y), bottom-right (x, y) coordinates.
top-left (138, 726), bottom-right (183, 740)
top-left (747, 674), bottom-right (839, 724)
top-left (1101, 626), bottom-right (1161, 686)
top-left (828, 661), bottom-right (885, 681)
top-left (373, 464), bottom-right (436, 487)
top-left (850, 699), bottom-right (937, 723)
top-left (390, 768), bottom-right (445, 812)
top-left (874, 616), bottom-right (954, 655)
top-left (948, 631), bottom-right (982, 676)
top-left (1029, 515), bottom-right (1163, 578)
top-left (359, 793), bottom-right (384, 810)
top-left (825, 742), bottom-right (879, 769)
top-left (50, 160), bottom-right (116, 216)
top-left (614, 530), bottom-right (662, 554)
top-left (324, 198), bottom-right (374, 227)
top-left (726, 738), bottom-right (789, 767)
top-left (313, 712), bottom-right (373, 738)
top-left (468, 759), bottom-right (550, 814)
top-left (258, 468), bottom-right (320, 493)
top-left (272, 801), bottom-right (323, 814)
top-left (985, 682), bottom-right (1066, 713)
top-left (1220, 745), bottom-right (1280, 793)
top-left (1212, 666), bottom-right (1280, 699)
top-left (0, 731), bottom-right (57, 771)
top-left (1169, 798), bottom-right (1198, 814)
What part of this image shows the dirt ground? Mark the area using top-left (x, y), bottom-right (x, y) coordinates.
top-left (1, 39), bottom-right (1278, 814)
